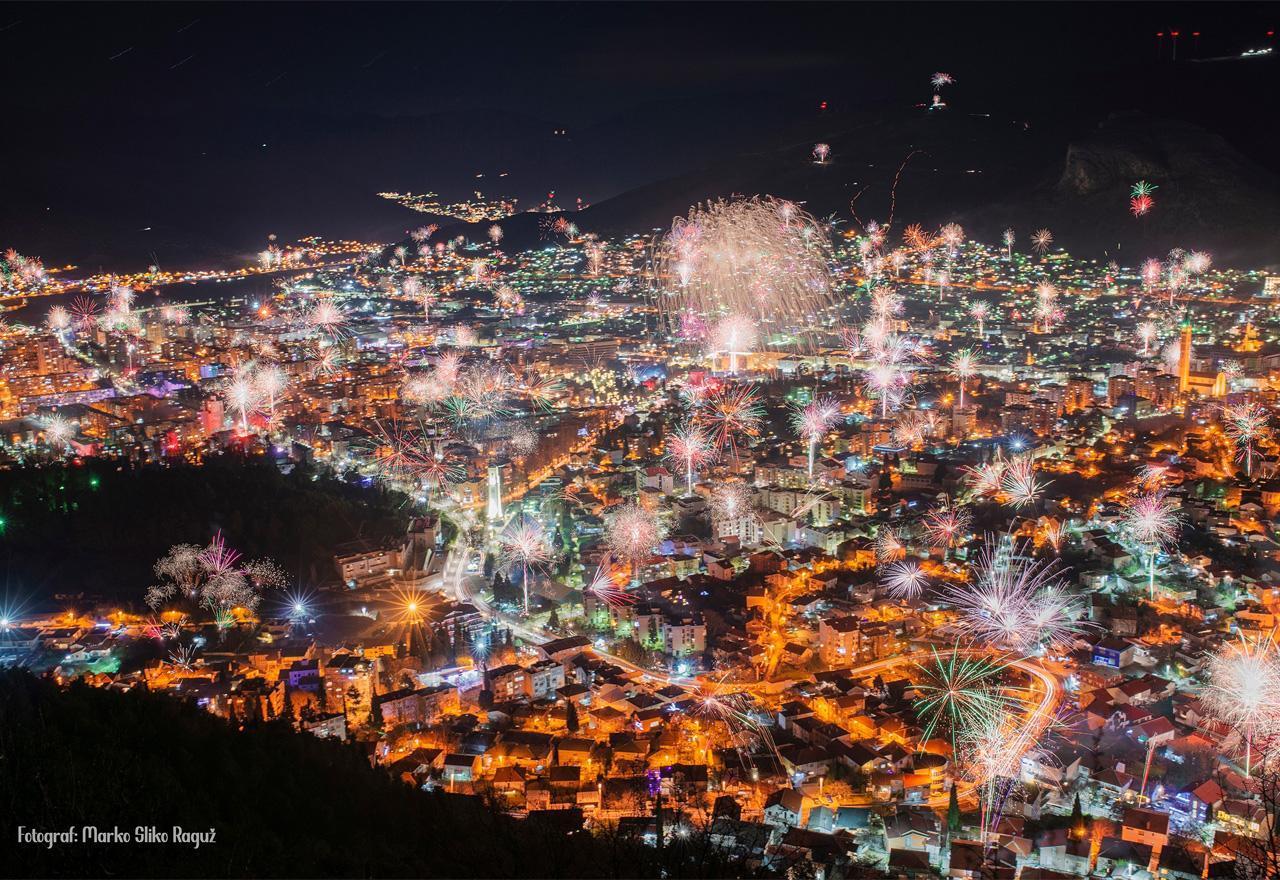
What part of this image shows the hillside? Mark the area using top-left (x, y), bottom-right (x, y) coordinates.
top-left (0, 670), bottom-right (749, 878)
top-left (427, 108), bottom-right (1280, 268)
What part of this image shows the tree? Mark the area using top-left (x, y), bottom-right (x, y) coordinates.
top-left (1069, 792), bottom-right (1086, 840)
top-left (548, 607), bottom-right (561, 630)
top-left (948, 784), bottom-right (962, 835)
top-left (565, 700), bottom-right (580, 734)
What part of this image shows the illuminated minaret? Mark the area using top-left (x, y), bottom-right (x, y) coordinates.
top-left (486, 465), bottom-right (503, 522)
top-left (1177, 317), bottom-right (1192, 393)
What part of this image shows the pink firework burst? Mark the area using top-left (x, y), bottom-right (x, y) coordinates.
top-left (606, 504), bottom-right (666, 566)
top-left (923, 500), bottom-right (972, 551)
top-left (666, 422), bottom-right (718, 494)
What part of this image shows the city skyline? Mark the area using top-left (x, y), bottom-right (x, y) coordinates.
top-left (4, 4), bottom-right (1280, 880)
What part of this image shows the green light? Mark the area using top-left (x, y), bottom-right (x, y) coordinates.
top-left (89, 475), bottom-right (100, 489)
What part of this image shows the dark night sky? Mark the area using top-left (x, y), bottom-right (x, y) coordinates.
top-left (1, 2), bottom-right (1275, 269)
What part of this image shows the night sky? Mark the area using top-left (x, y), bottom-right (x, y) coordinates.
top-left (2, 2), bottom-right (1274, 269)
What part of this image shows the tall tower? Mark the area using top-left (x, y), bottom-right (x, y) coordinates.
top-left (1177, 318), bottom-right (1192, 392)
top-left (486, 465), bottom-right (503, 522)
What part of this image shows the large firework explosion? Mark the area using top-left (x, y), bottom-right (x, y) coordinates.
top-left (655, 196), bottom-right (836, 352)
top-left (1203, 633), bottom-right (1280, 775)
top-left (941, 542), bottom-right (1085, 652)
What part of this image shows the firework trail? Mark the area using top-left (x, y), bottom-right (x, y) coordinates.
top-left (499, 516), bottom-right (555, 614)
top-left (1204, 632), bottom-right (1280, 775)
top-left (790, 395), bottom-right (841, 480)
top-left (1222, 401), bottom-right (1271, 478)
top-left (1121, 488), bottom-right (1183, 596)
top-left (666, 422), bottom-right (717, 495)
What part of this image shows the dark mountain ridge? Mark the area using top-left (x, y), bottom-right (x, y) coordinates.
top-left (429, 107), bottom-right (1280, 268)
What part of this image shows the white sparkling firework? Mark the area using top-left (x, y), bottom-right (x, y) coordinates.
top-left (999, 455), bottom-right (1046, 509)
top-left (657, 196), bottom-right (834, 350)
top-left (606, 504), bottom-right (666, 565)
top-left (881, 559), bottom-right (927, 601)
top-left (875, 527), bottom-right (907, 564)
top-left (942, 545), bottom-right (1085, 651)
top-left (1203, 633), bottom-right (1280, 772)
top-left (498, 517), bottom-right (555, 613)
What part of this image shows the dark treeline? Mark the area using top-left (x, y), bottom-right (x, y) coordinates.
top-left (0, 454), bottom-right (410, 605)
top-left (0, 670), bottom-right (762, 878)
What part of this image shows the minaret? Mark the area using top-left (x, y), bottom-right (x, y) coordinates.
top-left (1177, 318), bottom-right (1192, 393)
top-left (486, 464), bottom-right (503, 521)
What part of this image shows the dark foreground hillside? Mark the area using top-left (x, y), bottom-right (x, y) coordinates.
top-left (0, 454), bottom-right (411, 605)
top-left (0, 671), bottom-right (754, 879)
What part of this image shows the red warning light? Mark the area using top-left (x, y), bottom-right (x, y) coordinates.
top-left (1171, 31), bottom-right (1180, 37)
top-left (819, 101), bottom-right (828, 110)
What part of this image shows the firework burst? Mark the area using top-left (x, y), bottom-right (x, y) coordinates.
top-left (146, 533), bottom-right (285, 614)
top-left (914, 646), bottom-right (1017, 749)
top-left (791, 395), bottom-right (841, 479)
top-left (881, 559), bottom-right (927, 601)
top-left (1121, 489), bottom-right (1183, 596)
top-left (942, 544), bottom-right (1085, 651)
top-left (875, 526), bottom-right (907, 564)
top-left (696, 384), bottom-right (763, 458)
top-left (999, 456), bottom-right (1046, 510)
top-left (666, 422), bottom-right (717, 495)
top-left (584, 557), bottom-right (634, 609)
top-left (656, 196), bottom-right (835, 351)
top-left (1222, 401), bottom-right (1271, 478)
top-left (605, 504), bottom-right (666, 572)
top-left (710, 481), bottom-right (755, 535)
top-left (1203, 633), bottom-right (1280, 774)
top-left (949, 348), bottom-right (977, 409)
top-left (499, 516), bottom-right (555, 613)
top-left (923, 499), bottom-right (973, 555)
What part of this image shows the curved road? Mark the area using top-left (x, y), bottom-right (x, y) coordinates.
top-left (430, 541), bottom-right (1064, 808)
